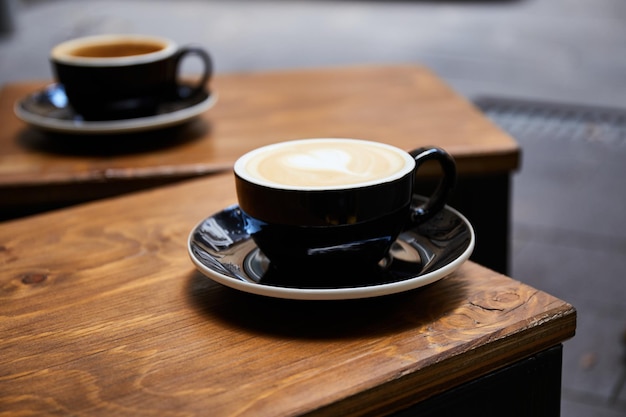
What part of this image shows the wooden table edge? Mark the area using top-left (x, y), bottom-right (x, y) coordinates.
top-left (306, 303), bottom-right (576, 417)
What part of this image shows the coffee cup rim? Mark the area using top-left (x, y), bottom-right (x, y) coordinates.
top-left (234, 138), bottom-right (416, 191)
top-left (50, 34), bottom-right (177, 67)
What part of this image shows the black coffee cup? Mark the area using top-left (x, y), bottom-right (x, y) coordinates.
top-left (50, 34), bottom-right (212, 120)
top-left (234, 138), bottom-right (456, 274)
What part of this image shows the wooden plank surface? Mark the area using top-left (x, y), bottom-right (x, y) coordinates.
top-left (0, 65), bottom-right (519, 209)
top-left (0, 172), bottom-right (574, 417)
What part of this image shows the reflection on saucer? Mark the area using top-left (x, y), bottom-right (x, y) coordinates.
top-left (243, 246), bottom-right (424, 289)
top-left (187, 200), bottom-right (474, 300)
top-left (14, 83), bottom-right (217, 135)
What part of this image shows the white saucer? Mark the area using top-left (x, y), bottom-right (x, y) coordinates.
top-left (14, 83), bottom-right (217, 135)
top-left (188, 200), bottom-right (475, 301)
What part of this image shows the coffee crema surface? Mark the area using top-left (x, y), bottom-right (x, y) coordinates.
top-left (69, 41), bottom-right (166, 58)
top-left (51, 35), bottom-right (177, 65)
top-left (236, 139), bottom-right (414, 190)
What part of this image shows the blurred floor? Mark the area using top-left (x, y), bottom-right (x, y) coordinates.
top-left (1, 0), bottom-right (625, 415)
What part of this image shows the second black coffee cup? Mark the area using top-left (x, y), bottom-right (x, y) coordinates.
top-left (50, 34), bottom-right (212, 120)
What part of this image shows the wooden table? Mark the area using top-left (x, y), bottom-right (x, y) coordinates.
top-left (0, 172), bottom-right (575, 417)
top-left (0, 65), bottom-right (519, 273)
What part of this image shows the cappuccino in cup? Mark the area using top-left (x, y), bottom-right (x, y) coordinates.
top-left (234, 138), bottom-right (457, 275)
top-left (235, 138), bottom-right (414, 189)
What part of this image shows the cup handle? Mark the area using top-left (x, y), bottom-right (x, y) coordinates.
top-left (408, 147), bottom-right (457, 225)
top-left (173, 46), bottom-right (213, 97)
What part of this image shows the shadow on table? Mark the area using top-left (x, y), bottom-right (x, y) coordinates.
top-left (15, 117), bottom-right (211, 157)
top-left (186, 270), bottom-right (468, 340)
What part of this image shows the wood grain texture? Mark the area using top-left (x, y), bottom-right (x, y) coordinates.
top-left (0, 172), bottom-right (574, 417)
top-left (0, 65), bottom-right (520, 209)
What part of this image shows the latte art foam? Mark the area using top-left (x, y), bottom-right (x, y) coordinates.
top-left (236, 139), bottom-right (414, 190)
